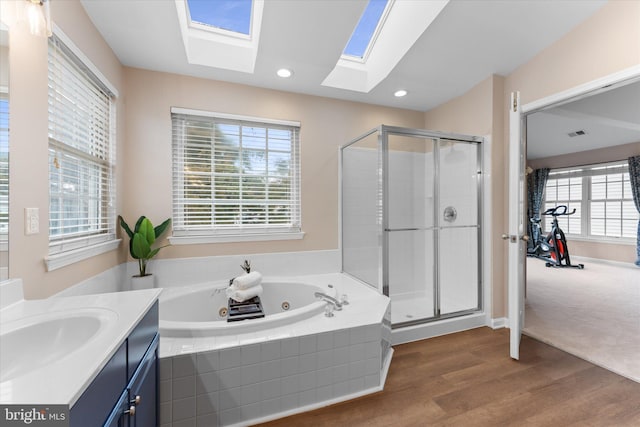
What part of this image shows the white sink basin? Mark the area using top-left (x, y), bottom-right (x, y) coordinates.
top-left (0, 308), bottom-right (118, 382)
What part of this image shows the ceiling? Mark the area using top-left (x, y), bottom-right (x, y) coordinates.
top-left (527, 79), bottom-right (640, 159)
top-left (80, 0), bottom-right (608, 112)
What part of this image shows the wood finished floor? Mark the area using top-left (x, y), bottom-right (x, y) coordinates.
top-left (255, 327), bottom-right (640, 427)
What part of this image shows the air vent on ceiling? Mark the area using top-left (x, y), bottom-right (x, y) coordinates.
top-left (568, 130), bottom-right (587, 137)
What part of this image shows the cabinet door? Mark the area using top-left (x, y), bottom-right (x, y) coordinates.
top-left (104, 390), bottom-right (130, 427)
top-left (129, 335), bottom-right (158, 427)
top-left (70, 342), bottom-right (127, 427)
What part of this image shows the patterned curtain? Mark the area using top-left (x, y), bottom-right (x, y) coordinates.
top-left (628, 156), bottom-right (640, 266)
top-left (527, 168), bottom-right (550, 251)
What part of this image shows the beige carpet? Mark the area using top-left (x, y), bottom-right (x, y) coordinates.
top-left (524, 256), bottom-right (640, 383)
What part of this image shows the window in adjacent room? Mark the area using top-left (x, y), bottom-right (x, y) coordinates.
top-left (543, 169), bottom-right (583, 235)
top-left (171, 108), bottom-right (302, 243)
top-left (543, 161), bottom-right (637, 241)
top-left (47, 34), bottom-right (117, 264)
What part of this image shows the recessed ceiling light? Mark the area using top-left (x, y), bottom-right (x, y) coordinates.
top-left (394, 89), bottom-right (408, 97)
top-left (277, 68), bottom-right (293, 78)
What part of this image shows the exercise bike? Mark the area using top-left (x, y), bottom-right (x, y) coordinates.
top-left (527, 205), bottom-right (584, 269)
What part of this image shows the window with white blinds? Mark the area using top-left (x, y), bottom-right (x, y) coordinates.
top-left (0, 92), bottom-right (8, 237)
top-left (48, 35), bottom-right (116, 255)
top-left (171, 108), bottom-right (301, 239)
top-left (543, 161), bottom-right (637, 241)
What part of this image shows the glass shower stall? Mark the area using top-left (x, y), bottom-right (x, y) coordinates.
top-left (341, 125), bottom-right (483, 328)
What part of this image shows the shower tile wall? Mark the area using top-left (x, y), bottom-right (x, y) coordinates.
top-left (342, 147), bottom-right (380, 289)
top-left (388, 150), bottom-right (433, 300)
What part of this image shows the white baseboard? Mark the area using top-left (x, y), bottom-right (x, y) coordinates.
top-left (572, 256), bottom-right (638, 269)
top-left (490, 317), bottom-right (508, 329)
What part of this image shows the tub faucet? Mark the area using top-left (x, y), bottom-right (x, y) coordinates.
top-left (314, 292), bottom-right (343, 311)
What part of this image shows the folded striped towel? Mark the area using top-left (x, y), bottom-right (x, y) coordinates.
top-left (232, 271), bottom-right (262, 290)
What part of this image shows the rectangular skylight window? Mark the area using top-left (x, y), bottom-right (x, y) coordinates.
top-left (343, 0), bottom-right (390, 59)
top-left (187, 0), bottom-right (253, 35)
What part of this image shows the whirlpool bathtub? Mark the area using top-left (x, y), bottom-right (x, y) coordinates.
top-left (157, 272), bottom-right (392, 426)
top-left (159, 280), bottom-right (333, 337)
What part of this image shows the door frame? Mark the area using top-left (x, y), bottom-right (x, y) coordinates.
top-left (508, 64), bottom-right (640, 358)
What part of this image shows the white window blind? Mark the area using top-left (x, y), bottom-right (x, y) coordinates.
top-left (543, 161), bottom-right (638, 240)
top-left (48, 35), bottom-right (116, 255)
top-left (171, 109), bottom-right (301, 237)
top-left (0, 92), bottom-right (8, 237)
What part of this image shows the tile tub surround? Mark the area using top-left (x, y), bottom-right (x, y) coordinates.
top-left (158, 273), bottom-right (391, 426)
top-left (159, 324), bottom-right (391, 427)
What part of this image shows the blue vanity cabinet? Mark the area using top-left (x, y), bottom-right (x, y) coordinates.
top-left (70, 302), bottom-right (159, 427)
top-left (70, 342), bottom-right (127, 427)
top-left (128, 334), bottom-right (159, 426)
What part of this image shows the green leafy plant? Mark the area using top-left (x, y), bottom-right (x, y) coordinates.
top-left (119, 215), bottom-right (171, 277)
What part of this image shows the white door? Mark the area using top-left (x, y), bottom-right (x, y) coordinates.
top-left (507, 91), bottom-right (527, 360)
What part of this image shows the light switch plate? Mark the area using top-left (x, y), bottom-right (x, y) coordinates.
top-left (25, 208), bottom-right (39, 235)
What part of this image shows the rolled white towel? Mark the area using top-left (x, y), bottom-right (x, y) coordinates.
top-left (232, 271), bottom-right (262, 290)
top-left (226, 284), bottom-right (263, 303)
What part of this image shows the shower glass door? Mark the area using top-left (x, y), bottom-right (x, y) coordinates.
top-left (438, 139), bottom-right (481, 315)
top-left (342, 130), bottom-right (382, 292)
top-left (386, 133), bottom-right (436, 325)
top-left (342, 125), bottom-right (483, 329)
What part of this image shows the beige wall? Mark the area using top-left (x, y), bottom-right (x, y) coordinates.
top-left (504, 0), bottom-right (640, 271)
top-left (9, 0), bottom-right (125, 298)
top-left (10, 2), bottom-right (423, 298)
top-left (424, 0), bottom-right (640, 317)
top-left (0, 46), bottom-right (8, 87)
top-left (7, 0), bottom-right (640, 304)
top-left (528, 141), bottom-right (640, 170)
top-left (123, 67), bottom-right (424, 260)
top-left (528, 141), bottom-right (640, 264)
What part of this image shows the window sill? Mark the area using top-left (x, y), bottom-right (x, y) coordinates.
top-left (564, 236), bottom-right (635, 246)
top-left (169, 232), bottom-right (305, 245)
top-left (45, 239), bottom-right (121, 272)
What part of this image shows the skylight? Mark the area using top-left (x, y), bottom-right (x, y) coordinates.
top-left (322, 0), bottom-right (449, 93)
top-left (175, 0), bottom-right (264, 73)
top-left (186, 0), bottom-right (253, 36)
top-left (343, 0), bottom-right (390, 59)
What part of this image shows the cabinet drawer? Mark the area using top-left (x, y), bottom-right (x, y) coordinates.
top-left (127, 301), bottom-right (158, 380)
top-left (70, 341), bottom-right (127, 427)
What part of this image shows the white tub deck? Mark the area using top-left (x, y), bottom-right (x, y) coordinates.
top-left (157, 273), bottom-right (391, 427)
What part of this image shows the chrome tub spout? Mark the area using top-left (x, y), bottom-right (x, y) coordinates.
top-left (314, 292), bottom-right (343, 311)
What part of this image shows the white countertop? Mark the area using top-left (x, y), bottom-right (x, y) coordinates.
top-left (0, 289), bottom-right (161, 406)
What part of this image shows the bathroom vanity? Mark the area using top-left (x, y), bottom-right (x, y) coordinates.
top-left (0, 284), bottom-right (161, 426)
top-left (71, 302), bottom-right (158, 426)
